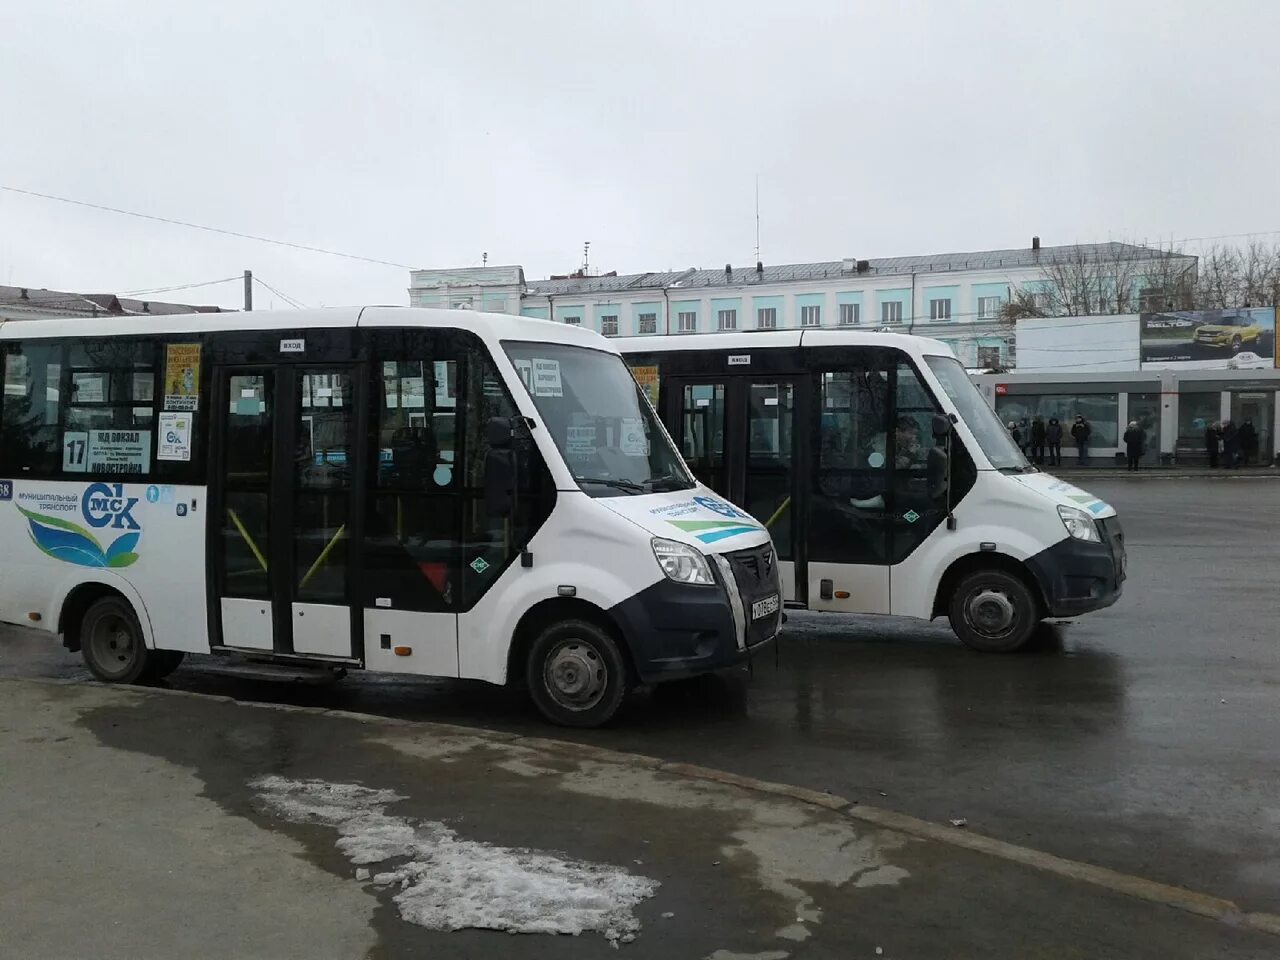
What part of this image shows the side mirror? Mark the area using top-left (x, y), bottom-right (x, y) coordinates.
top-left (484, 448), bottom-right (517, 518)
top-left (931, 414), bottom-right (952, 442)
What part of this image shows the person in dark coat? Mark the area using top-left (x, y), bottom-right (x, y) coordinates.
top-left (1204, 422), bottom-right (1220, 469)
top-left (1046, 417), bottom-right (1063, 466)
top-left (1030, 416), bottom-right (1046, 465)
top-left (1221, 420), bottom-right (1240, 469)
top-left (1238, 418), bottom-right (1259, 466)
top-left (1123, 420), bottom-right (1144, 471)
top-left (1070, 415), bottom-right (1091, 465)
top-left (1007, 421), bottom-right (1022, 451)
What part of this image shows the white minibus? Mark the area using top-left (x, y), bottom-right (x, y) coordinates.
top-left (0, 308), bottom-right (781, 726)
top-left (619, 330), bottom-right (1126, 652)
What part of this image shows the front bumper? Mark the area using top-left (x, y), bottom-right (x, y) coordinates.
top-left (608, 543), bottom-right (782, 683)
top-left (1025, 517), bottom-right (1126, 617)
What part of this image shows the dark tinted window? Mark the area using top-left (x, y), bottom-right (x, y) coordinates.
top-left (1, 342), bottom-right (63, 475)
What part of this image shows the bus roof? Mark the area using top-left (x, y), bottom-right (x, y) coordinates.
top-left (612, 328), bottom-right (955, 357)
top-left (0, 305), bottom-right (615, 351)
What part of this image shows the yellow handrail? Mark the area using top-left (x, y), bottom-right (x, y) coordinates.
top-left (300, 524), bottom-right (346, 589)
top-left (765, 496), bottom-right (791, 529)
top-left (227, 508), bottom-right (268, 573)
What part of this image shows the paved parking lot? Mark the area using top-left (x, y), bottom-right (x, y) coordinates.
top-left (3, 477), bottom-right (1277, 921)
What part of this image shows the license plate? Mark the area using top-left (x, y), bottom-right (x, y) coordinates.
top-left (751, 595), bottom-right (780, 620)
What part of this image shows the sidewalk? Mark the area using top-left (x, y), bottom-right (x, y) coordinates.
top-left (1045, 464), bottom-right (1278, 480)
top-left (2, 678), bottom-right (1278, 959)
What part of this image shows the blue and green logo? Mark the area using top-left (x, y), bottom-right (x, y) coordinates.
top-left (669, 497), bottom-right (761, 544)
top-left (19, 482), bottom-right (141, 568)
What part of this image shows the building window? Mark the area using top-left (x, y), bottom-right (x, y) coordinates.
top-left (881, 301), bottom-right (903, 324)
top-left (563, 316), bottom-right (581, 326)
top-left (1030, 292), bottom-right (1052, 313)
top-left (839, 303), bottom-right (860, 325)
top-left (638, 312), bottom-right (657, 335)
top-left (600, 315), bottom-right (619, 337)
top-left (757, 307), bottom-right (777, 329)
top-left (800, 305), bottom-right (821, 327)
top-left (977, 296), bottom-right (1002, 319)
top-left (976, 346), bottom-right (1002, 368)
top-left (929, 299), bottom-right (952, 321)
top-left (677, 311), bottom-right (697, 334)
top-left (717, 309), bottom-right (737, 331)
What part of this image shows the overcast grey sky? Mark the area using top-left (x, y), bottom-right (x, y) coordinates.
top-left (2, 0), bottom-right (1278, 310)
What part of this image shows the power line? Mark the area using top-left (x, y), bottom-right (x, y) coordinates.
top-left (253, 276), bottom-right (308, 309)
top-left (0, 185), bottom-right (414, 270)
top-left (119, 275), bottom-right (243, 297)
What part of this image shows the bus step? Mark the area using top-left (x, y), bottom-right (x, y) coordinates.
top-left (201, 659), bottom-right (347, 685)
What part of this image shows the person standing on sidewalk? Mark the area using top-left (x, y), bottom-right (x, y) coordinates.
top-left (1123, 421), bottom-right (1144, 471)
top-left (1030, 416), bottom-right (1046, 465)
top-left (1046, 417), bottom-right (1063, 467)
top-left (1204, 421), bottom-right (1220, 468)
top-left (1222, 420), bottom-right (1240, 469)
top-left (1070, 415), bottom-right (1091, 466)
top-left (1239, 417), bottom-right (1258, 466)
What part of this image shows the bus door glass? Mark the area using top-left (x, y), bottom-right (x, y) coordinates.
top-left (673, 379), bottom-right (729, 497)
top-left (744, 379), bottom-right (800, 600)
top-left (212, 364), bottom-right (365, 659)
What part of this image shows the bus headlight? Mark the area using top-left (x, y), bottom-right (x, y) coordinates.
top-left (1057, 505), bottom-right (1101, 542)
top-left (651, 538), bottom-right (715, 585)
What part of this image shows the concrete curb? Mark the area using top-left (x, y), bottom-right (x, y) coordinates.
top-left (15, 675), bottom-right (1280, 938)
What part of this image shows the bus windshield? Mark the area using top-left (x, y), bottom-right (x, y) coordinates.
top-left (503, 341), bottom-right (693, 497)
top-left (924, 355), bottom-right (1029, 472)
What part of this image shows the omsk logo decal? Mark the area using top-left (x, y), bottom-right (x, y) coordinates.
top-left (691, 495), bottom-right (751, 520)
top-left (668, 519), bottom-right (760, 544)
top-left (18, 483), bottom-right (142, 568)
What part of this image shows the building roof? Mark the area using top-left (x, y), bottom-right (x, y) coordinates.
top-left (0, 284), bottom-right (229, 318)
top-left (525, 242), bottom-right (1194, 297)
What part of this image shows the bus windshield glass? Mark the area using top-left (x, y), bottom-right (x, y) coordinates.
top-left (924, 355), bottom-right (1029, 472)
top-left (503, 341), bottom-right (693, 496)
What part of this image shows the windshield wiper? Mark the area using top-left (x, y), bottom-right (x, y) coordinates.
top-left (575, 476), bottom-right (645, 493)
top-left (643, 473), bottom-right (693, 491)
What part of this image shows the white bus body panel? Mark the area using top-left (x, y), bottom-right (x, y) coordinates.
top-left (219, 598), bottom-right (273, 651)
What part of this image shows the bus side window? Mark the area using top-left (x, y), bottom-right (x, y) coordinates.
top-left (366, 356), bottom-right (462, 612)
top-left (457, 343), bottom-right (554, 610)
top-left (808, 366), bottom-right (891, 565)
top-left (1, 342), bottom-right (62, 475)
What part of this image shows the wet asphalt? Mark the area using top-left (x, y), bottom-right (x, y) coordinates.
top-left (2, 477), bottom-right (1277, 913)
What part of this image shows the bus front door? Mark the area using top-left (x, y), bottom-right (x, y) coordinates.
top-left (668, 376), bottom-right (805, 605)
top-left (210, 365), bottom-right (366, 662)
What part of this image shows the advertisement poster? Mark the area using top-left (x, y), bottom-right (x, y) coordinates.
top-left (629, 364), bottom-right (660, 407)
top-left (163, 343), bottom-right (201, 410)
top-left (1140, 308), bottom-right (1277, 370)
top-left (157, 412), bottom-right (192, 462)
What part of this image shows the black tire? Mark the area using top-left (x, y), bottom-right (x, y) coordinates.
top-left (526, 618), bottom-right (628, 728)
top-left (948, 569), bottom-right (1039, 653)
top-left (141, 650), bottom-right (186, 682)
top-left (80, 595), bottom-right (153, 683)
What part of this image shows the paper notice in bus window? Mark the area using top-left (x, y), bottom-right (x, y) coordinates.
top-left (157, 412), bottom-right (192, 462)
top-left (511, 358), bottom-right (533, 392)
top-left (565, 425), bottom-right (595, 456)
top-left (619, 418), bottom-right (649, 456)
top-left (532, 359), bottom-right (563, 397)
top-left (629, 365), bottom-right (659, 407)
top-left (87, 430), bottom-right (151, 475)
top-left (164, 344), bottom-right (201, 411)
top-left (63, 431), bottom-right (90, 472)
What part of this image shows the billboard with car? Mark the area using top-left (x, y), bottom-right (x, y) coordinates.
top-left (1140, 307), bottom-right (1277, 370)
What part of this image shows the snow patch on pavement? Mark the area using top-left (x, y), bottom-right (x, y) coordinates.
top-left (250, 775), bottom-right (658, 944)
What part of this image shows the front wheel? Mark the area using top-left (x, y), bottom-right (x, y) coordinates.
top-left (948, 569), bottom-right (1039, 653)
top-left (81, 596), bottom-right (153, 683)
top-left (526, 619), bottom-right (629, 727)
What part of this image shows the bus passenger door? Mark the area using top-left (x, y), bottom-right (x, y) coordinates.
top-left (210, 365), bottom-right (366, 661)
top-left (668, 379), bottom-right (731, 498)
top-left (742, 378), bottom-right (804, 605)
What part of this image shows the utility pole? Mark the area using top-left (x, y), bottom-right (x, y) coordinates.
top-left (243, 269), bottom-right (253, 311)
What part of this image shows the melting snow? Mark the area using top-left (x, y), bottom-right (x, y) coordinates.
top-left (250, 775), bottom-right (658, 944)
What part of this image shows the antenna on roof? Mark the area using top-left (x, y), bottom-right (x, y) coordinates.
top-left (582, 241), bottom-right (590, 276)
top-left (754, 174), bottom-right (761, 265)
top-left (482, 252), bottom-right (488, 267)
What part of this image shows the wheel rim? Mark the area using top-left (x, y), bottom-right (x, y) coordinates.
top-left (87, 612), bottom-right (139, 679)
top-left (543, 639), bottom-right (607, 713)
top-left (964, 587), bottom-right (1018, 639)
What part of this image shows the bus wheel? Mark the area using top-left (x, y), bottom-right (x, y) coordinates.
top-left (527, 619), bottom-right (627, 728)
top-left (142, 650), bottom-right (186, 682)
top-left (81, 596), bottom-right (152, 683)
top-left (949, 569), bottom-right (1038, 653)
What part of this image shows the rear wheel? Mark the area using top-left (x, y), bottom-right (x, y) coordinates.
top-left (526, 619), bottom-right (628, 727)
top-left (81, 596), bottom-right (153, 683)
top-left (948, 569), bottom-right (1039, 653)
top-left (142, 649), bottom-right (186, 682)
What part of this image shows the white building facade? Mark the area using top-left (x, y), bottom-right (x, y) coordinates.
top-left (408, 240), bottom-right (1194, 370)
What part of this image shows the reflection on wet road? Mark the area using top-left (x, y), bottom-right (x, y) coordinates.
top-left (3, 478), bottom-right (1278, 912)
